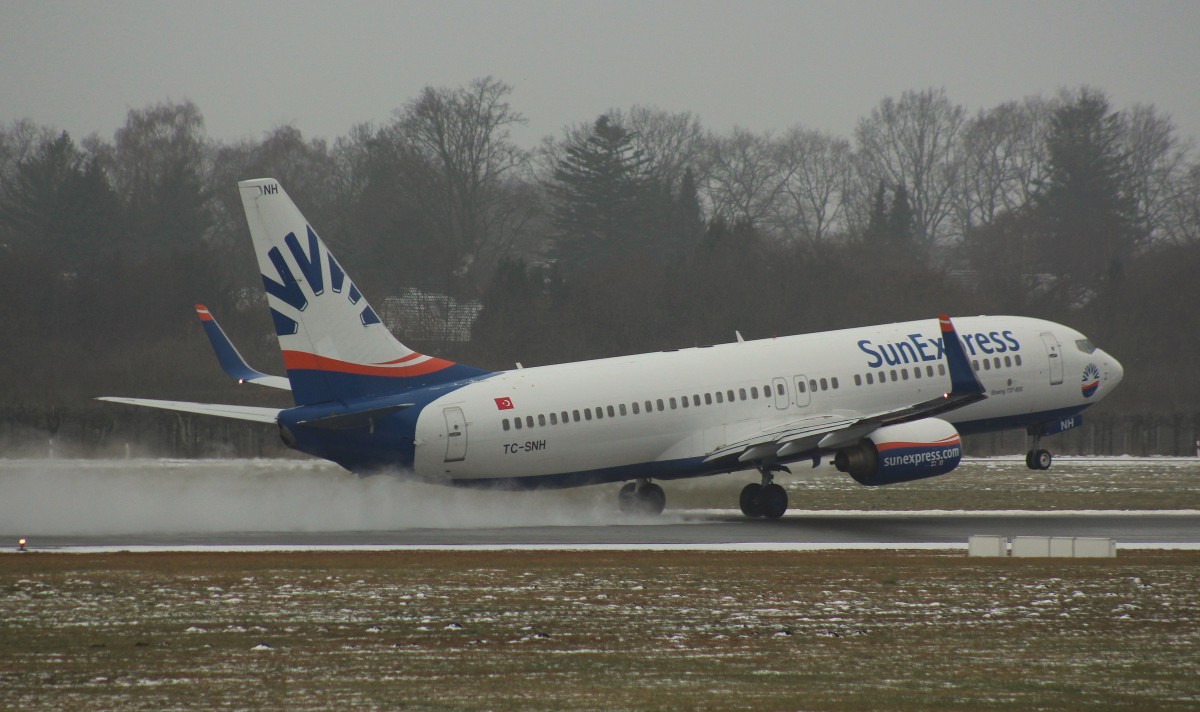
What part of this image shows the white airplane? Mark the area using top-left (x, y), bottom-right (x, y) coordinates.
top-left (101, 179), bottom-right (1125, 518)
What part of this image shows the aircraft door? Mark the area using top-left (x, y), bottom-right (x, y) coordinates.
top-left (1040, 332), bottom-right (1063, 385)
top-left (772, 377), bottom-right (789, 409)
top-left (443, 407), bottom-right (467, 462)
top-left (793, 375), bottom-right (811, 407)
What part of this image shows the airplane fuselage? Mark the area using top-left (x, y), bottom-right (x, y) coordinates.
top-left (279, 315), bottom-right (1122, 487)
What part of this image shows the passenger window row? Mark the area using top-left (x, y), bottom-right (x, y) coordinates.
top-left (854, 363), bottom-right (946, 387)
top-left (851, 354), bottom-right (1024, 387)
top-left (501, 381), bottom-right (787, 432)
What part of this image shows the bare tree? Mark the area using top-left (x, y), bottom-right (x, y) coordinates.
top-left (767, 127), bottom-right (852, 244)
top-left (387, 77), bottom-right (533, 279)
top-left (954, 98), bottom-right (1054, 233)
top-left (855, 88), bottom-right (966, 246)
top-left (1160, 161), bottom-right (1200, 246)
top-left (702, 127), bottom-right (788, 229)
top-left (1121, 103), bottom-right (1195, 245)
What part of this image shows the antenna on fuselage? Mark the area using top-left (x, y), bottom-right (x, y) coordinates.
top-left (735, 331), bottom-right (745, 343)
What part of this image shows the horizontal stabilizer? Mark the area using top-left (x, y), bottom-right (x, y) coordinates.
top-left (195, 305), bottom-right (291, 391)
top-left (97, 397), bottom-right (281, 424)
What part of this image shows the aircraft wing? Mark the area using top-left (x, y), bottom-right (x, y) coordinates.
top-left (195, 305), bottom-right (291, 391)
top-left (97, 397), bottom-right (282, 424)
top-left (704, 314), bottom-right (986, 466)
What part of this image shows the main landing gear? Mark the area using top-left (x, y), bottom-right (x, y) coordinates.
top-left (1025, 428), bottom-right (1053, 470)
top-left (618, 479), bottom-right (666, 516)
top-left (739, 465), bottom-right (790, 520)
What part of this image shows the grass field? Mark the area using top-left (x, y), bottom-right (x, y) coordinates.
top-left (3, 550), bottom-right (1198, 710)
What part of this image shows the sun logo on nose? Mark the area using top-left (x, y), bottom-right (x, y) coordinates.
top-left (1081, 363), bottom-right (1100, 398)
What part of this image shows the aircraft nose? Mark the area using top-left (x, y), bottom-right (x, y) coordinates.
top-left (1104, 350), bottom-right (1124, 388)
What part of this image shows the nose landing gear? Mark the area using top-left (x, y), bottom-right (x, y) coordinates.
top-left (1025, 428), bottom-right (1053, 470)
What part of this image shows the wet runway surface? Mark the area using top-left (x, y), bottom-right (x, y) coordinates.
top-left (14, 511), bottom-right (1200, 550)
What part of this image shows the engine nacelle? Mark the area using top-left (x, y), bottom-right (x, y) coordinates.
top-left (834, 418), bottom-right (962, 486)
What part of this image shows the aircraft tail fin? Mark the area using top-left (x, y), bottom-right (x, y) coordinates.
top-left (238, 178), bottom-right (489, 406)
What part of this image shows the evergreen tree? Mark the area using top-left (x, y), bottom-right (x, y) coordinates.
top-left (547, 115), bottom-right (651, 270)
top-left (863, 180), bottom-right (889, 243)
top-left (1034, 89), bottom-right (1142, 298)
top-left (887, 183), bottom-right (916, 244)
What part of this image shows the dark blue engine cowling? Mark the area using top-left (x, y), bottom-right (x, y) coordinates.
top-left (834, 418), bottom-right (963, 486)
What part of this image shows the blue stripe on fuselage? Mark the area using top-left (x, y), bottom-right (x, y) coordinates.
top-left (278, 372), bottom-right (497, 471)
top-left (286, 363), bottom-right (492, 405)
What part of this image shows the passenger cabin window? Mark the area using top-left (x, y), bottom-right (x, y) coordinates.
top-left (632, 402), bottom-right (640, 415)
top-left (1004, 356), bottom-right (1012, 368)
top-left (595, 407), bottom-right (603, 419)
top-left (681, 396), bottom-right (689, 408)
top-left (855, 374), bottom-right (863, 386)
top-left (739, 388), bottom-right (747, 401)
top-left (809, 379), bottom-right (817, 392)
top-left (705, 393), bottom-right (713, 405)
top-left (645, 400), bottom-right (653, 413)
top-left (727, 390), bottom-right (735, 402)
top-left (914, 367), bottom-right (921, 379)
top-left (972, 360), bottom-right (980, 371)
top-left (776, 384), bottom-right (785, 396)
top-left (657, 399), bottom-right (665, 411)
top-left (550, 413), bottom-right (558, 425)
top-left (938, 364), bottom-right (946, 376)
top-left (561, 411), bottom-right (569, 424)
top-left (798, 381), bottom-right (807, 393)
top-left (819, 378), bottom-right (828, 390)
top-left (514, 417), bottom-right (523, 430)
top-left (890, 370), bottom-right (898, 381)
top-left (619, 404), bottom-right (627, 416)
top-left (1015, 355), bottom-right (1022, 366)
top-left (750, 387), bottom-right (759, 399)
top-left (607, 405), bottom-right (615, 418)
top-left (879, 371), bottom-right (886, 383)
top-left (670, 397), bottom-right (678, 409)
top-left (866, 372), bottom-right (874, 385)
top-left (901, 369), bottom-right (909, 381)
top-left (526, 416), bottom-right (534, 428)
top-left (716, 392), bottom-right (724, 404)
top-left (538, 414), bottom-right (546, 426)
top-left (503, 419), bottom-right (510, 431)
top-left (694, 395), bottom-right (702, 407)
top-left (927, 365), bottom-right (935, 377)
top-left (831, 377), bottom-right (839, 389)
top-left (584, 409), bottom-right (592, 421)
top-left (572, 409), bottom-right (581, 422)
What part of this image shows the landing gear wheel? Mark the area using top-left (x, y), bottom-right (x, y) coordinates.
top-left (1034, 449), bottom-right (1052, 470)
top-left (618, 481), bottom-right (666, 516)
top-left (1025, 448), bottom-right (1052, 470)
top-left (760, 483), bottom-right (789, 520)
top-left (739, 483), bottom-right (764, 518)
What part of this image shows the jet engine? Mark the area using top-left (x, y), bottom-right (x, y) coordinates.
top-left (834, 418), bottom-right (962, 486)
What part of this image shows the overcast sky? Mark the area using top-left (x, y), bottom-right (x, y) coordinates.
top-left (3, 0), bottom-right (1199, 148)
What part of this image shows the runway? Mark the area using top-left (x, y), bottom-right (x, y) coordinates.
top-left (12, 510), bottom-right (1200, 551)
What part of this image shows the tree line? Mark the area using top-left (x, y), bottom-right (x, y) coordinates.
top-left (2, 78), bottom-right (1199, 422)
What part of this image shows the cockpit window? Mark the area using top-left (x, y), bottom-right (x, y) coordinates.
top-left (1075, 339), bottom-right (1097, 354)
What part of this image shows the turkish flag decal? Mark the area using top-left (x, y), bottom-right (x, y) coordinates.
top-left (494, 397), bottom-right (514, 410)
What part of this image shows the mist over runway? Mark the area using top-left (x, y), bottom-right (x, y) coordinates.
top-left (2, 457), bottom-right (1199, 551)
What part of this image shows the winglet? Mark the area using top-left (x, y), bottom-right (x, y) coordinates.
top-left (939, 314), bottom-right (985, 397)
top-left (195, 305), bottom-right (291, 391)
